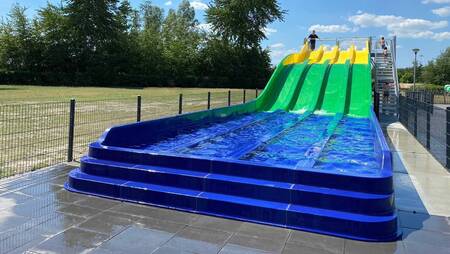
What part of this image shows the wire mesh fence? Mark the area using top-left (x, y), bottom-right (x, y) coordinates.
top-left (399, 91), bottom-right (449, 168)
top-left (0, 89), bottom-right (259, 180)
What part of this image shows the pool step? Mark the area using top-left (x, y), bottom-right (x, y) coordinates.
top-left (88, 142), bottom-right (394, 195)
top-left (80, 156), bottom-right (394, 215)
top-left (66, 169), bottom-right (399, 242)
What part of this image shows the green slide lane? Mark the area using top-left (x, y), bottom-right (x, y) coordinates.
top-left (348, 64), bottom-right (372, 117)
top-left (268, 63), bottom-right (309, 111)
top-left (317, 61), bottom-right (351, 114)
top-left (257, 63), bottom-right (294, 111)
top-left (291, 62), bottom-right (330, 112)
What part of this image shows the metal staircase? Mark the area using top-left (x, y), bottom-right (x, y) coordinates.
top-left (372, 37), bottom-right (399, 116)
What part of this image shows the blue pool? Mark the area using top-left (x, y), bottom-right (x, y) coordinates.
top-left (66, 108), bottom-right (398, 242)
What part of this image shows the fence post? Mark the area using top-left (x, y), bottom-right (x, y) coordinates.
top-left (414, 98), bottom-right (417, 137)
top-left (137, 95), bottom-right (141, 122)
top-left (243, 89), bottom-right (246, 103)
top-left (447, 107), bottom-right (450, 168)
top-left (228, 90), bottom-right (231, 107)
top-left (178, 94), bottom-right (183, 114)
top-left (426, 101), bottom-right (431, 150)
top-left (67, 99), bottom-right (76, 162)
top-left (255, 88), bottom-right (258, 98)
top-left (207, 92), bottom-right (211, 110)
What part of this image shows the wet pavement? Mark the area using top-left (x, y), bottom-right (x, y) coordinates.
top-left (0, 116), bottom-right (449, 254)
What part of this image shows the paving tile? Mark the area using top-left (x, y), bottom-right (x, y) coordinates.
top-left (135, 216), bottom-right (186, 233)
top-left (287, 230), bottom-right (344, 254)
top-left (13, 198), bottom-right (67, 218)
top-left (227, 233), bottom-right (285, 253)
top-left (219, 243), bottom-right (274, 254)
top-left (48, 175), bottom-right (69, 187)
top-left (77, 212), bottom-right (132, 236)
top-left (98, 226), bottom-right (174, 254)
top-left (283, 242), bottom-right (339, 254)
top-left (111, 203), bottom-right (198, 225)
top-left (236, 222), bottom-right (290, 242)
top-left (402, 228), bottom-right (450, 249)
top-left (191, 215), bottom-right (244, 233)
top-left (403, 241), bottom-right (450, 254)
top-left (2, 234), bottom-right (47, 254)
top-left (0, 210), bottom-right (31, 233)
top-left (48, 189), bottom-right (87, 204)
top-left (0, 192), bottom-right (32, 210)
top-left (344, 240), bottom-right (405, 254)
top-left (18, 183), bottom-right (62, 198)
top-left (163, 226), bottom-right (232, 254)
top-left (30, 227), bottom-right (109, 254)
top-left (75, 196), bottom-right (122, 210)
top-left (57, 204), bottom-right (102, 218)
top-left (399, 211), bottom-right (450, 234)
top-left (152, 246), bottom-right (196, 254)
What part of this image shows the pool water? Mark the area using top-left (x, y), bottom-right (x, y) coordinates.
top-left (143, 111), bottom-right (380, 175)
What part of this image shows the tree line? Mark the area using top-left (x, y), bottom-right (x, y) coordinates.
top-left (398, 47), bottom-right (450, 87)
top-left (0, 0), bottom-right (285, 88)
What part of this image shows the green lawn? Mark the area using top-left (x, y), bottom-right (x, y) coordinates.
top-left (0, 85), bottom-right (259, 178)
top-left (0, 85), bottom-right (245, 103)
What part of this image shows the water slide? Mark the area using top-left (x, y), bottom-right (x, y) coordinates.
top-left (257, 42), bottom-right (372, 117)
top-left (67, 39), bottom-right (399, 241)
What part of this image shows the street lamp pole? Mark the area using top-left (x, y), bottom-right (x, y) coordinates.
top-left (412, 48), bottom-right (420, 91)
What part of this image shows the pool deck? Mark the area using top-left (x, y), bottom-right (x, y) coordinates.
top-left (0, 115), bottom-right (449, 254)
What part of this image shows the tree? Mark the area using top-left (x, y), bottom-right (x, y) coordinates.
top-left (206, 0), bottom-right (285, 48)
top-left (162, 0), bottom-right (201, 85)
top-left (422, 47), bottom-right (450, 85)
top-left (34, 3), bottom-right (71, 74)
top-left (0, 4), bottom-right (39, 72)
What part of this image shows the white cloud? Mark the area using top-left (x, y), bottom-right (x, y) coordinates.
top-left (197, 23), bottom-right (212, 32)
top-left (433, 31), bottom-right (450, 40)
top-left (422, 0), bottom-right (450, 3)
top-left (349, 12), bottom-right (449, 40)
top-left (270, 48), bottom-right (297, 59)
top-left (432, 6), bottom-right (450, 16)
top-left (309, 24), bottom-right (352, 33)
top-left (263, 27), bottom-right (277, 36)
top-left (190, 0), bottom-right (208, 10)
top-left (270, 43), bottom-right (285, 49)
top-left (165, 1), bottom-right (172, 6)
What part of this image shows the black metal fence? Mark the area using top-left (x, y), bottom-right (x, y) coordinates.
top-left (399, 91), bottom-right (449, 169)
top-left (0, 89), bottom-right (258, 179)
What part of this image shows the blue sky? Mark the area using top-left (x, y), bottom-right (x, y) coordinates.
top-left (1, 0), bottom-right (449, 67)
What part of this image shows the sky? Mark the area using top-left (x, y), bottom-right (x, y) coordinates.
top-left (0, 0), bottom-right (449, 67)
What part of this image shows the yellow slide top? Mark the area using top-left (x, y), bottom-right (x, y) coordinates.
top-left (282, 40), bottom-right (369, 66)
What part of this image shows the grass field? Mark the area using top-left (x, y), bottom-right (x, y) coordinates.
top-left (0, 85), bottom-right (259, 179)
top-left (0, 85), bottom-right (246, 104)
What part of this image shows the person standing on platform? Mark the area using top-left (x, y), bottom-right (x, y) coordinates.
top-left (308, 30), bottom-right (319, 50)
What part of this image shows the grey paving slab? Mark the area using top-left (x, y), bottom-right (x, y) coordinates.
top-left (283, 242), bottom-right (339, 254)
top-left (236, 222), bottom-right (290, 242)
top-left (77, 212), bottom-right (132, 236)
top-left (0, 192), bottom-right (33, 211)
top-left (12, 198), bottom-right (67, 219)
top-left (403, 241), bottom-right (450, 254)
top-left (402, 228), bottom-right (450, 249)
top-left (163, 226), bottom-right (232, 254)
top-left (74, 196), bottom-right (122, 210)
top-left (30, 227), bottom-right (109, 254)
top-left (18, 183), bottom-right (63, 197)
top-left (227, 233), bottom-right (286, 253)
top-left (152, 246), bottom-right (196, 254)
top-left (110, 203), bottom-right (199, 225)
top-left (219, 243), bottom-right (274, 254)
top-left (191, 215), bottom-right (244, 233)
top-left (344, 240), bottom-right (406, 254)
top-left (0, 210), bottom-right (31, 233)
top-left (399, 211), bottom-right (450, 234)
top-left (57, 204), bottom-right (102, 219)
top-left (97, 226), bottom-right (174, 254)
top-left (44, 189), bottom-right (88, 204)
top-left (135, 215), bottom-right (186, 233)
top-left (287, 230), bottom-right (344, 254)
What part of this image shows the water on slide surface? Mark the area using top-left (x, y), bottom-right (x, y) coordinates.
top-left (143, 111), bottom-right (380, 176)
